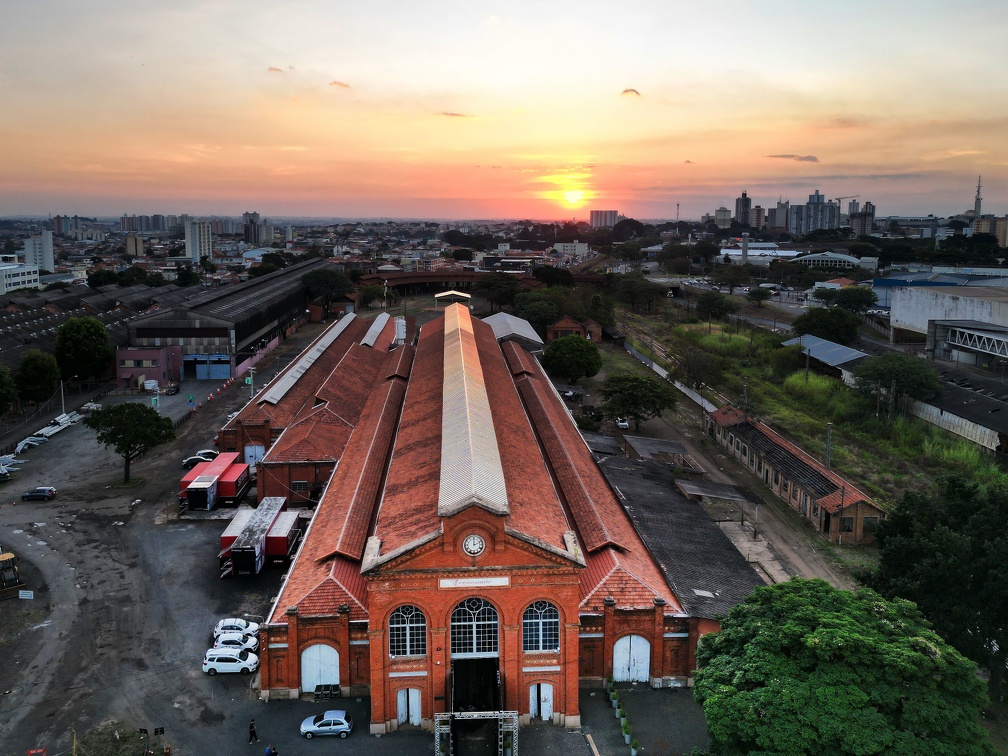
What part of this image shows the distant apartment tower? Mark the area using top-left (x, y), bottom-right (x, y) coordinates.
top-left (23, 230), bottom-right (55, 272)
top-left (750, 205), bottom-right (764, 230)
top-left (734, 191), bottom-right (751, 225)
top-left (243, 211), bottom-right (272, 245)
top-left (789, 190), bottom-right (839, 236)
top-left (589, 210), bottom-right (620, 229)
top-left (850, 202), bottom-right (876, 237)
top-left (125, 232), bottom-right (144, 258)
top-left (185, 219), bottom-right (213, 263)
top-left (767, 200), bottom-right (790, 230)
top-left (714, 207), bottom-right (732, 229)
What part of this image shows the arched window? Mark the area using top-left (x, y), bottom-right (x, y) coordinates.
top-left (450, 598), bottom-right (499, 657)
top-left (389, 605), bottom-right (427, 657)
top-left (522, 601), bottom-right (560, 652)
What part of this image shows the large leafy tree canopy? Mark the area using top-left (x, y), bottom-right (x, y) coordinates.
top-left (614, 273), bottom-right (666, 313)
top-left (870, 474), bottom-right (1008, 702)
top-left (695, 291), bottom-right (738, 321)
top-left (0, 365), bottom-right (17, 417)
top-left (474, 272), bottom-right (521, 312)
top-left (831, 285), bottom-right (877, 313)
top-left (599, 372), bottom-right (677, 431)
top-left (853, 352), bottom-right (941, 401)
top-left (55, 315), bottom-right (114, 380)
top-left (84, 402), bottom-right (175, 482)
top-left (301, 267), bottom-right (353, 314)
top-left (793, 306), bottom-right (861, 345)
top-left (695, 579), bottom-right (994, 756)
top-left (541, 335), bottom-right (602, 384)
top-left (16, 348), bottom-right (60, 404)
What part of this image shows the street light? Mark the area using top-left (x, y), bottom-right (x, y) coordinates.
top-left (60, 374), bottom-right (78, 416)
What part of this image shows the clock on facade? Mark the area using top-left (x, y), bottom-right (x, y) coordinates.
top-left (462, 534), bottom-right (485, 556)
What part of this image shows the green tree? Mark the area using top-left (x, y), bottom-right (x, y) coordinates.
top-left (745, 287), bottom-right (773, 307)
top-left (695, 579), bottom-right (994, 756)
top-left (358, 285), bottom-right (387, 308)
top-left (675, 345), bottom-right (725, 390)
top-left (870, 475), bottom-right (1008, 701)
top-left (16, 349), bottom-right (60, 404)
top-left (695, 291), bottom-right (738, 321)
top-left (600, 372), bottom-right (677, 432)
top-left (175, 265), bottom-right (201, 287)
top-left (87, 268), bottom-right (119, 287)
top-left (793, 306), bottom-right (861, 345)
top-left (55, 316), bottom-right (114, 380)
top-left (452, 249), bottom-right (474, 262)
top-left (714, 265), bottom-right (749, 294)
top-left (83, 402), bottom-right (176, 483)
top-left (615, 273), bottom-right (666, 313)
top-left (474, 272), bottom-right (521, 313)
top-left (118, 266), bottom-right (149, 286)
top-left (541, 335), bottom-right (602, 384)
top-left (0, 365), bottom-right (18, 416)
top-left (512, 294), bottom-right (560, 336)
top-left (853, 353), bottom-right (941, 402)
top-left (587, 293), bottom-right (616, 328)
top-left (301, 267), bottom-right (353, 319)
top-left (831, 286), bottom-right (877, 313)
top-left (533, 266), bottom-right (574, 288)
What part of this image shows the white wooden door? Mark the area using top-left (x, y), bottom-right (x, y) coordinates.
top-left (397, 688), bottom-right (421, 726)
top-left (529, 683), bottom-right (554, 720)
top-left (244, 443), bottom-right (265, 466)
top-left (613, 635), bottom-right (650, 683)
top-left (300, 644), bottom-right (340, 692)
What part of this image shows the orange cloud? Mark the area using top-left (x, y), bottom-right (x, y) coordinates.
top-left (329, 80), bottom-right (351, 88)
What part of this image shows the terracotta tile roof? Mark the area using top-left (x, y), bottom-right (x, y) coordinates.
top-left (270, 554), bottom-right (368, 623)
top-left (264, 409), bottom-right (352, 463)
top-left (307, 342), bottom-right (388, 426)
top-left (371, 320), bottom-right (446, 553)
top-left (579, 548), bottom-right (680, 612)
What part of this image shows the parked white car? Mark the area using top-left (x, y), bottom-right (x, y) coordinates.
top-left (213, 618), bottom-right (259, 639)
top-left (616, 417), bottom-right (630, 430)
top-left (202, 648), bottom-right (259, 676)
top-left (214, 631), bottom-right (259, 654)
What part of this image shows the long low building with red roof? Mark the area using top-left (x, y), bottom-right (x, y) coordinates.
top-left (259, 304), bottom-right (726, 735)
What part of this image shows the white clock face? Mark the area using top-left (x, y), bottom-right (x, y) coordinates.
top-left (462, 534), bottom-right (485, 556)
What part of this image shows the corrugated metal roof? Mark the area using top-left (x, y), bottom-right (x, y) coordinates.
top-left (482, 312), bottom-right (544, 347)
top-left (437, 304), bottom-right (508, 517)
top-left (782, 334), bottom-right (867, 367)
top-left (260, 314), bottom-right (357, 405)
top-left (361, 312), bottom-right (391, 347)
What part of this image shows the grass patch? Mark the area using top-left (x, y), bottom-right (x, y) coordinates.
top-left (79, 720), bottom-right (167, 756)
top-left (107, 477), bottom-right (145, 489)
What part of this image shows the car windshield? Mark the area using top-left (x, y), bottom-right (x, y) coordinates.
top-left (237, 649), bottom-right (249, 660)
top-left (312, 714), bottom-right (325, 726)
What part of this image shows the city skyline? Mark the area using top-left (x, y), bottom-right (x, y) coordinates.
top-left (2, 1), bottom-right (1006, 220)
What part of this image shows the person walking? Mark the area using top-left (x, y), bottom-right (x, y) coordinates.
top-left (248, 718), bottom-right (260, 744)
top-left (265, 746), bottom-right (278, 756)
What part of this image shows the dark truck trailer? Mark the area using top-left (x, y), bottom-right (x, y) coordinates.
top-left (223, 497), bottom-right (287, 578)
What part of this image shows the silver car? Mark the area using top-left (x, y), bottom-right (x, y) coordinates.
top-left (300, 709), bottom-right (353, 739)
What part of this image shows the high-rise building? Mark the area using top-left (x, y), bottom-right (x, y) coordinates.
top-left (975, 176), bottom-right (983, 218)
top-left (850, 202), bottom-right (876, 237)
top-left (23, 230), bottom-right (54, 272)
top-left (185, 220), bottom-right (213, 263)
top-left (734, 191), bottom-right (751, 225)
top-left (126, 232), bottom-right (144, 258)
top-left (589, 210), bottom-right (620, 229)
top-left (788, 190), bottom-right (839, 236)
top-left (750, 205), bottom-right (764, 230)
top-left (714, 207), bottom-right (732, 229)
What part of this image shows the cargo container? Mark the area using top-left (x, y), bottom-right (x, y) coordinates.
top-left (266, 511), bottom-right (303, 566)
top-left (179, 453), bottom-right (242, 511)
top-left (218, 462), bottom-right (252, 506)
top-left (224, 497), bottom-right (287, 577)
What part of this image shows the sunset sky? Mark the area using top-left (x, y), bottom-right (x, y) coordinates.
top-left (2, 0), bottom-right (1006, 221)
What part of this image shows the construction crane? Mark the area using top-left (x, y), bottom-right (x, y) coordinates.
top-left (835, 194), bottom-right (860, 210)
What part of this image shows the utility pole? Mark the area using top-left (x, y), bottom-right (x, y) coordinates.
top-left (249, 367), bottom-right (256, 399)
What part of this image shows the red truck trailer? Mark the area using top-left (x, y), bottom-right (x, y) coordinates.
top-left (179, 453), bottom-right (250, 511)
top-left (266, 511), bottom-right (303, 567)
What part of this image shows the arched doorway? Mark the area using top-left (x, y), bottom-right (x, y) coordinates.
top-left (397, 688), bottom-right (422, 726)
top-left (612, 635), bottom-right (650, 683)
top-left (529, 683), bottom-right (553, 721)
top-left (300, 644), bottom-right (340, 692)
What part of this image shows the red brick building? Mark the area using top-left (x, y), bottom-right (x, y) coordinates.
top-left (259, 304), bottom-right (719, 738)
top-left (545, 316), bottom-right (602, 344)
top-left (705, 407), bottom-right (885, 544)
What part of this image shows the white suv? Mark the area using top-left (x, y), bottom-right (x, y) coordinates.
top-left (213, 618), bottom-right (259, 639)
top-left (202, 648), bottom-right (259, 676)
top-left (214, 631), bottom-right (259, 654)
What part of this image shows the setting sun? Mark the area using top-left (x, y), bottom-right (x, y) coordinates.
top-left (563, 190), bottom-right (586, 207)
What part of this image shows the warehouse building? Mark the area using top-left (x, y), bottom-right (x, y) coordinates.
top-left (257, 304), bottom-right (759, 743)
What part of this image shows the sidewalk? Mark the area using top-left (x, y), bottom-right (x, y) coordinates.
top-left (580, 683), bottom-right (708, 756)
